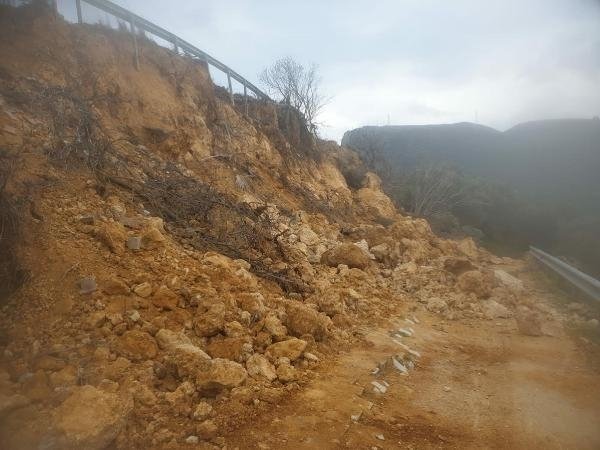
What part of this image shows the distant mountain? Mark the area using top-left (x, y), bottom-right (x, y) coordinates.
top-left (342, 118), bottom-right (600, 275)
top-left (343, 118), bottom-right (600, 211)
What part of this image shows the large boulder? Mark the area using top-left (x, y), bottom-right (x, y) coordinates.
top-left (152, 285), bottom-right (179, 311)
top-left (320, 243), bottom-right (370, 269)
top-left (284, 301), bottom-right (332, 341)
top-left (156, 329), bottom-right (246, 393)
top-left (246, 354), bottom-right (277, 381)
top-left (355, 173), bottom-right (397, 221)
top-left (494, 270), bottom-right (524, 295)
top-left (457, 270), bottom-right (495, 298)
top-left (52, 385), bottom-right (133, 449)
top-left (94, 222), bottom-right (127, 254)
top-left (194, 303), bottom-right (226, 337)
top-left (266, 338), bottom-right (307, 361)
top-left (481, 300), bottom-right (512, 319)
top-left (155, 329), bottom-right (211, 379)
top-left (195, 359), bottom-right (247, 394)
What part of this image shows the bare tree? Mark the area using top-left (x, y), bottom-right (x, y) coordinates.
top-left (404, 166), bottom-right (467, 218)
top-left (260, 57), bottom-right (327, 134)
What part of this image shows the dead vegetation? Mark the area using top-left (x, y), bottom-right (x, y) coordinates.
top-left (84, 140), bottom-right (309, 292)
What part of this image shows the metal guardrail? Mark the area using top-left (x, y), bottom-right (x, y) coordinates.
top-left (530, 246), bottom-right (600, 301)
top-left (3, 0), bottom-right (270, 104)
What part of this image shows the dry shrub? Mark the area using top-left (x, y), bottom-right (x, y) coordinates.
top-left (37, 85), bottom-right (110, 177)
top-left (108, 147), bottom-right (308, 292)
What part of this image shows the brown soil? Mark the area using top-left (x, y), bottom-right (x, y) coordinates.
top-left (227, 275), bottom-right (600, 449)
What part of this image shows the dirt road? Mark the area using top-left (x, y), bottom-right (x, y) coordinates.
top-left (227, 307), bottom-right (600, 449)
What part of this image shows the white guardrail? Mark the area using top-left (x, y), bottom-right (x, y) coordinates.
top-left (530, 246), bottom-right (600, 301)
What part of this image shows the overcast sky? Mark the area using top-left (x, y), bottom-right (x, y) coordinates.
top-left (64, 0), bottom-right (600, 142)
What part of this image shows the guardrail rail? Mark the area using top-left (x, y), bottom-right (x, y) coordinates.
top-left (2, 0), bottom-right (270, 107)
top-left (530, 246), bottom-right (600, 301)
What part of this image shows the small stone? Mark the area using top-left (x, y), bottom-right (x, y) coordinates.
top-left (192, 401), bottom-right (213, 421)
top-left (115, 330), bottom-right (158, 361)
top-left (371, 381), bottom-right (387, 394)
top-left (303, 352), bottom-right (319, 362)
top-left (128, 310), bottom-right (141, 322)
top-left (133, 282), bottom-right (153, 298)
top-left (107, 313), bottom-right (124, 326)
top-left (396, 328), bottom-right (412, 337)
top-left (103, 277), bottom-right (130, 296)
top-left (79, 277), bottom-right (97, 294)
top-left (246, 354), bottom-right (277, 382)
top-left (127, 236), bottom-right (142, 251)
top-left (79, 214), bottom-right (95, 225)
top-left (112, 323), bottom-right (127, 335)
top-left (152, 285), bottom-right (179, 311)
top-left (196, 419), bottom-right (217, 440)
top-left (376, 434), bottom-right (385, 440)
top-left (141, 226), bottom-right (165, 249)
top-left (185, 436), bottom-right (199, 444)
top-left (276, 361), bottom-right (296, 383)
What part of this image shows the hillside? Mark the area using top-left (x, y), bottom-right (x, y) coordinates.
top-left (0, 4), bottom-right (599, 450)
top-left (342, 119), bottom-right (600, 276)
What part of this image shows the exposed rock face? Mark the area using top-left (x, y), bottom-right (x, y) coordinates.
top-left (321, 243), bottom-right (370, 269)
top-left (266, 338), bottom-right (307, 361)
top-left (457, 270), bottom-right (495, 298)
top-left (53, 385), bottom-right (133, 449)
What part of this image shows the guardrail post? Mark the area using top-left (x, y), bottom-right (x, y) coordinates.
top-left (173, 37), bottom-right (179, 55)
top-left (244, 84), bottom-right (248, 116)
top-left (129, 14), bottom-right (140, 70)
top-left (227, 71), bottom-right (234, 105)
top-left (75, 0), bottom-right (82, 24)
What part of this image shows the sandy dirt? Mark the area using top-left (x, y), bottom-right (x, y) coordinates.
top-left (227, 294), bottom-right (600, 449)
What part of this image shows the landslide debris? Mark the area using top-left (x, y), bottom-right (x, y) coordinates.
top-left (0, 4), bottom-right (589, 450)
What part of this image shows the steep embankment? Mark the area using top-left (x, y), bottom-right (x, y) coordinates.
top-left (0, 5), bottom-right (599, 450)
